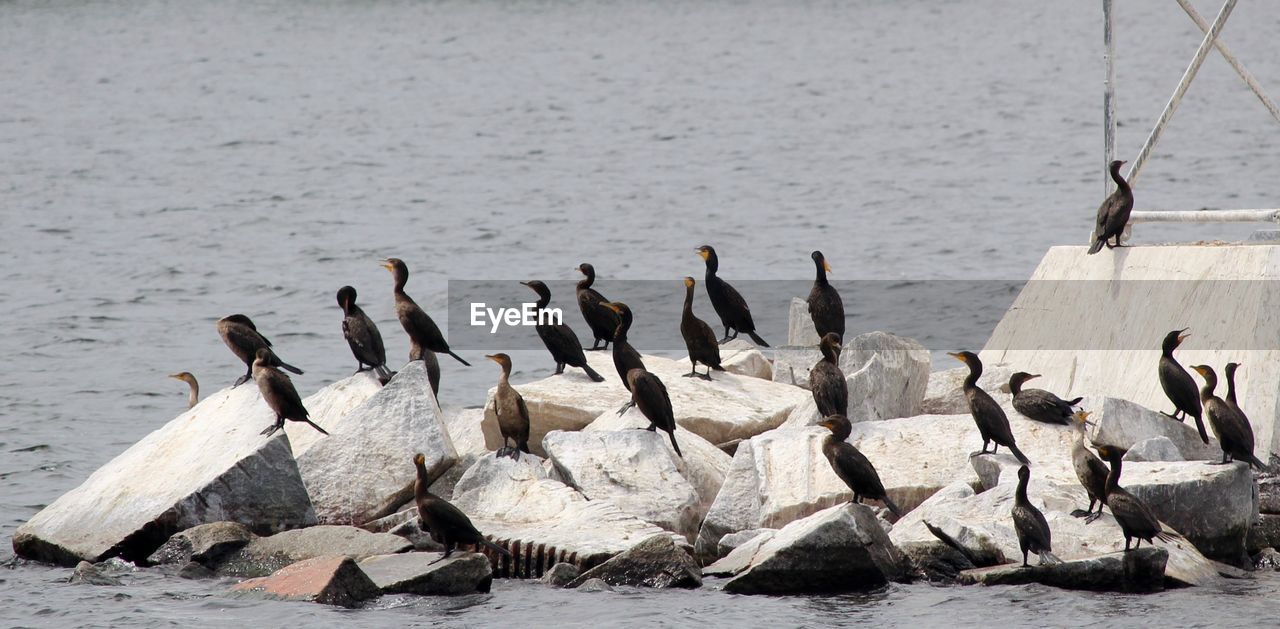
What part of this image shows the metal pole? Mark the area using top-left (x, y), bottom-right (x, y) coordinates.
top-left (1126, 0), bottom-right (1238, 187)
top-left (1103, 0), bottom-right (1116, 197)
top-left (1176, 0), bottom-right (1280, 125)
top-left (1130, 208), bottom-right (1280, 224)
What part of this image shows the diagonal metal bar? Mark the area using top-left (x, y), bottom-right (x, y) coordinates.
top-left (1126, 0), bottom-right (1237, 187)
top-left (1176, 0), bottom-right (1280, 125)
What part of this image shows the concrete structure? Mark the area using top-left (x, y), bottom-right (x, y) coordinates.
top-left (981, 245), bottom-right (1280, 463)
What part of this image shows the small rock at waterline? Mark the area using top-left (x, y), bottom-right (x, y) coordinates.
top-left (228, 556), bottom-right (379, 608)
top-left (69, 561), bottom-right (123, 586)
top-left (358, 552), bottom-right (492, 595)
top-left (540, 562), bottom-right (580, 587)
top-left (574, 578), bottom-right (614, 593)
top-left (566, 535), bottom-right (701, 589)
top-left (147, 521), bottom-right (255, 566)
top-left (958, 547), bottom-right (1167, 593)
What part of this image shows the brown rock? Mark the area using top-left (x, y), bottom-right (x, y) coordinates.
top-left (228, 556), bottom-right (379, 608)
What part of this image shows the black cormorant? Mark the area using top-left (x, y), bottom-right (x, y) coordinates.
top-left (948, 351), bottom-right (1030, 465)
top-left (680, 277), bottom-right (724, 380)
top-left (252, 348), bottom-right (328, 437)
top-left (810, 333), bottom-right (848, 418)
top-left (807, 251), bottom-right (845, 340)
top-left (576, 263), bottom-right (620, 351)
top-left (217, 314), bottom-right (303, 387)
top-left (696, 245), bottom-right (769, 346)
top-left (381, 258), bottom-right (470, 366)
top-left (1087, 159), bottom-right (1134, 254)
top-left (817, 415), bottom-right (899, 516)
top-left (1009, 372), bottom-right (1082, 425)
top-left (521, 280), bottom-right (604, 382)
top-left (1158, 329), bottom-right (1208, 444)
top-left (485, 353), bottom-right (530, 459)
top-left (337, 285), bottom-right (391, 381)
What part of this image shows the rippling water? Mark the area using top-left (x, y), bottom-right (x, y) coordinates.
top-left (3, 0), bottom-right (1279, 625)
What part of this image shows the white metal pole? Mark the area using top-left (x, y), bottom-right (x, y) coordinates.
top-left (1103, 0), bottom-right (1116, 197)
top-left (1129, 209), bottom-right (1280, 224)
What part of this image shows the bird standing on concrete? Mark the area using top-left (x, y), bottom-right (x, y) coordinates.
top-left (1088, 159), bottom-right (1134, 254)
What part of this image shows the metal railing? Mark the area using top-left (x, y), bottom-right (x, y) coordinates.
top-left (1102, 0), bottom-right (1279, 227)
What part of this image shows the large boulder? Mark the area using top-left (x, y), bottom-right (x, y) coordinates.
top-left (12, 382), bottom-right (341, 567)
top-left (215, 525), bottom-right (413, 577)
top-left (958, 547), bottom-right (1167, 593)
top-left (888, 473), bottom-right (1224, 587)
top-left (480, 351), bottom-right (808, 455)
top-left (450, 453), bottom-right (683, 574)
top-left (675, 339), bottom-right (772, 380)
top-left (1120, 460), bottom-right (1257, 566)
top-left (542, 429), bottom-right (704, 541)
top-left (284, 372), bottom-right (383, 455)
top-left (583, 411), bottom-right (732, 510)
top-left (358, 552), bottom-right (493, 595)
top-left (147, 521), bottom-right (255, 566)
top-left (719, 503), bottom-right (906, 594)
top-left (293, 362), bottom-right (457, 526)
top-left (786, 297), bottom-right (821, 347)
top-left (566, 534), bottom-right (701, 589)
top-left (922, 364), bottom-right (1014, 415)
top-left (782, 332), bottom-right (930, 426)
top-left (428, 407), bottom-right (489, 500)
top-left (227, 556), bottom-right (379, 608)
top-left (1083, 396), bottom-right (1220, 461)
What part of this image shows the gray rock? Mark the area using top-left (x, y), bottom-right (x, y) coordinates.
top-left (358, 552), bottom-right (492, 595)
top-left (1124, 437), bottom-right (1185, 462)
top-left (574, 578), bottom-right (614, 592)
top-left (717, 528), bottom-right (776, 557)
top-left (958, 548), bottom-right (1167, 593)
top-left (68, 560), bottom-right (124, 586)
top-left (771, 346), bottom-right (822, 389)
top-left (228, 555), bottom-right (380, 608)
top-left (14, 383), bottom-right (326, 566)
top-left (839, 332), bottom-right (931, 421)
top-left (1259, 476), bottom-right (1280, 514)
top-left (294, 362), bottom-right (457, 526)
top-left (215, 525), bottom-right (413, 577)
top-left (703, 531), bottom-right (776, 577)
top-left (565, 535), bottom-right (700, 589)
top-left (540, 562), bottom-right (581, 587)
top-left (147, 522), bottom-right (255, 566)
top-left (722, 503), bottom-right (906, 594)
top-left (1083, 396), bottom-right (1220, 461)
top-left (1254, 547), bottom-right (1280, 571)
top-left (922, 364), bottom-right (1014, 416)
top-left (1121, 461), bottom-right (1256, 567)
top-left (429, 407), bottom-right (489, 500)
top-left (786, 297), bottom-right (820, 347)
top-left (178, 561), bottom-right (215, 580)
top-left (1248, 513), bottom-right (1280, 554)
top-left (897, 541), bottom-right (975, 582)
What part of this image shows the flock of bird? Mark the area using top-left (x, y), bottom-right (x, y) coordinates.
top-left (159, 177), bottom-right (1259, 566)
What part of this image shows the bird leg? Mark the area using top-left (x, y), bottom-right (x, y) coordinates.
top-left (698, 366), bottom-right (713, 381)
top-left (1162, 409), bottom-right (1185, 422)
top-left (616, 400), bottom-right (635, 416)
top-left (683, 365), bottom-right (699, 378)
top-left (260, 417), bottom-right (284, 437)
top-left (554, 363), bottom-right (566, 375)
top-left (234, 370), bottom-right (252, 387)
top-left (718, 327), bottom-right (736, 344)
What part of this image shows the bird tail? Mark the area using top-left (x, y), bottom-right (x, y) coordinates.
top-left (582, 363), bottom-right (606, 383)
top-left (519, 440), bottom-right (530, 454)
top-left (1156, 530), bottom-right (1181, 544)
top-left (667, 430), bottom-right (683, 458)
top-left (1009, 443), bottom-right (1031, 466)
top-left (1039, 551), bottom-right (1063, 565)
top-left (1192, 415), bottom-right (1210, 444)
top-left (279, 362), bottom-right (304, 375)
top-left (1087, 238), bottom-right (1104, 255)
top-left (304, 419), bottom-right (330, 436)
top-left (1248, 455), bottom-right (1272, 473)
top-left (1066, 396), bottom-right (1084, 406)
top-left (447, 351), bottom-right (471, 366)
top-left (746, 331), bottom-right (770, 347)
top-left (479, 537), bottom-right (512, 558)
top-left (711, 364), bottom-right (727, 372)
top-left (882, 495), bottom-right (901, 518)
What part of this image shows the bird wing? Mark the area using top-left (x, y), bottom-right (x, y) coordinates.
top-left (1108, 489), bottom-right (1163, 537)
top-left (719, 279), bottom-right (756, 328)
top-left (429, 498), bottom-right (486, 542)
top-left (1159, 358), bottom-right (1201, 416)
top-left (223, 323), bottom-right (269, 354)
top-left (1014, 389), bottom-right (1072, 422)
top-left (263, 369), bottom-right (308, 419)
top-left (831, 442), bottom-right (887, 497)
top-left (969, 387), bottom-right (1014, 441)
top-left (1208, 399), bottom-right (1255, 455)
top-left (343, 311), bottom-right (385, 365)
top-left (632, 372), bottom-right (675, 431)
top-left (1012, 504), bottom-right (1053, 551)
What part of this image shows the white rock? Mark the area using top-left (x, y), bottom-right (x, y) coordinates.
top-left (294, 362), bottom-right (457, 526)
top-left (13, 383), bottom-right (327, 566)
top-left (840, 332), bottom-right (931, 420)
top-left (1125, 437), bottom-right (1185, 462)
top-left (451, 453), bottom-right (682, 566)
top-left (583, 411), bottom-right (732, 510)
top-left (922, 364), bottom-right (1014, 416)
top-left (675, 339), bottom-right (772, 380)
top-left (787, 297), bottom-right (820, 347)
top-left (717, 528), bottom-right (776, 557)
top-left (770, 346), bottom-right (822, 389)
top-left (1083, 396), bottom-right (1219, 461)
top-left (429, 407), bottom-right (489, 499)
top-left (285, 372), bottom-right (384, 456)
top-left (480, 351), bottom-right (808, 455)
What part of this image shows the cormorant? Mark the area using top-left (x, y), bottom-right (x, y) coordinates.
top-left (603, 302), bottom-right (646, 415)
top-left (680, 277), bottom-right (724, 380)
top-left (1087, 159), bottom-right (1134, 254)
top-left (1158, 329), bottom-right (1208, 444)
top-left (576, 263), bottom-right (620, 351)
top-left (817, 415), bottom-right (899, 516)
top-left (1009, 372), bottom-right (1082, 425)
top-left (810, 333), bottom-right (848, 418)
top-left (1068, 411), bottom-right (1108, 519)
top-left (381, 258), bottom-right (470, 366)
top-left (409, 342), bottom-right (442, 403)
top-left (948, 351), bottom-right (1030, 465)
top-left (1225, 362), bottom-right (1244, 417)
top-left (217, 314), bottom-right (303, 387)
top-left (696, 245), bottom-right (769, 346)
top-left (1093, 445), bottom-right (1179, 550)
top-left (626, 368), bottom-right (682, 458)
top-left (336, 285), bottom-right (391, 381)
top-left (1190, 365), bottom-right (1267, 470)
top-left (520, 280), bottom-right (605, 382)
top-left (252, 348), bottom-right (328, 437)
top-left (485, 353), bottom-right (530, 459)
top-left (1012, 465), bottom-right (1061, 567)
top-left (807, 251), bottom-right (845, 340)
top-left (168, 372), bottom-right (199, 409)
top-left (413, 453), bottom-right (511, 561)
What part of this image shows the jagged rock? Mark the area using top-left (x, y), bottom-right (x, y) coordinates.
top-left (228, 556), bottom-right (379, 607)
top-left (294, 362), bottom-right (457, 526)
top-left (575, 578), bottom-right (614, 592)
top-left (1260, 476), bottom-right (1280, 514)
top-left (215, 525), bottom-right (413, 577)
top-left (1248, 514), bottom-right (1280, 554)
top-left (284, 372), bottom-right (383, 456)
top-left (787, 297), bottom-right (821, 347)
top-left (703, 531), bottom-right (775, 577)
top-left (480, 351), bottom-right (808, 455)
top-left (1254, 548), bottom-right (1280, 571)
top-left (1120, 460), bottom-right (1256, 567)
top-left (958, 548), bottom-right (1167, 593)
top-left (450, 453), bottom-right (683, 569)
top-left (839, 332), bottom-right (931, 421)
top-left (922, 364), bottom-right (1014, 416)
top-left (1084, 396), bottom-right (1219, 461)
top-left (718, 528), bottom-right (776, 557)
top-left (358, 552), bottom-right (492, 595)
top-left (430, 408), bottom-right (489, 500)
top-left (69, 560), bottom-right (124, 586)
top-left (1125, 437), bottom-right (1185, 462)
top-left (356, 507), bottom-right (445, 552)
top-left (676, 339), bottom-right (772, 380)
top-left (720, 503), bottom-right (906, 594)
top-left (13, 382), bottom-right (336, 567)
top-left (540, 562), bottom-right (580, 587)
top-left (582, 411), bottom-right (732, 511)
top-left (898, 541), bottom-right (975, 582)
top-left (542, 430), bottom-right (704, 540)
top-left (889, 473), bottom-right (1224, 587)
top-left (566, 535), bottom-right (701, 589)
top-left (771, 346), bottom-right (822, 389)
top-left (147, 522), bottom-right (254, 566)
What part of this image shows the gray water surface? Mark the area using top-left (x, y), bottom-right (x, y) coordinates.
top-left (3, 0), bottom-right (1279, 626)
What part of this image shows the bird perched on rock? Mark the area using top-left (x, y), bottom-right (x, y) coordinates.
top-left (253, 348), bottom-right (328, 437)
top-left (217, 314), bottom-right (303, 387)
top-left (1068, 411), bottom-right (1108, 519)
top-left (1190, 364), bottom-right (1267, 470)
top-left (604, 302), bottom-right (646, 415)
top-left (696, 245), bottom-right (769, 346)
top-left (626, 368), bottom-right (682, 458)
top-left (1087, 159), bottom-right (1134, 254)
top-left (810, 333), bottom-right (848, 418)
top-left (382, 257), bottom-right (470, 367)
top-left (817, 415), bottom-right (899, 516)
top-left (1158, 329), bottom-right (1208, 444)
top-left (949, 351), bottom-right (1030, 465)
top-left (680, 277), bottom-right (724, 380)
top-left (1012, 465), bottom-right (1061, 567)
top-left (1009, 372), bottom-right (1082, 425)
top-left (1091, 445), bottom-right (1180, 551)
top-left (807, 250), bottom-right (845, 340)
top-left (485, 353), bottom-right (530, 459)
top-left (521, 280), bottom-right (605, 382)
top-left (336, 285), bottom-right (392, 382)
top-left (413, 453), bottom-right (511, 562)
top-left (1224, 362), bottom-right (1247, 422)
top-left (575, 263), bottom-right (620, 351)
top-left (168, 372), bottom-right (199, 410)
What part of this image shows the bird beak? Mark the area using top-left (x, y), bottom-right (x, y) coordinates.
top-left (823, 260), bottom-right (832, 274)
top-left (380, 260), bottom-right (394, 271)
top-left (1177, 329), bottom-right (1191, 343)
top-left (696, 249), bottom-right (709, 261)
top-left (947, 352), bottom-right (965, 362)
top-left (484, 354), bottom-right (499, 363)
top-left (167, 373), bottom-right (182, 380)
top-left (1026, 374), bottom-right (1041, 381)
top-left (519, 281), bottom-right (531, 287)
